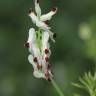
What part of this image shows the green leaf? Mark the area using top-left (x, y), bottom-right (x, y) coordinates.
top-left (72, 82), bottom-right (85, 89)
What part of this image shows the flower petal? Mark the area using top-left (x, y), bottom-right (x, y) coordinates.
top-left (27, 28), bottom-right (35, 43)
top-left (33, 70), bottom-right (45, 78)
top-left (35, 0), bottom-right (41, 17)
top-left (32, 44), bottom-right (41, 63)
top-left (27, 28), bottom-right (36, 54)
top-left (28, 11), bottom-right (50, 30)
top-left (40, 7), bottom-right (58, 21)
top-left (27, 28), bottom-right (42, 65)
top-left (28, 11), bottom-right (38, 24)
top-left (42, 31), bottom-right (50, 49)
top-left (48, 31), bottom-right (56, 43)
top-left (27, 28), bottom-right (41, 63)
top-left (41, 31), bottom-right (51, 59)
top-left (36, 21), bottom-right (51, 30)
top-left (28, 55), bottom-right (46, 79)
top-left (28, 54), bottom-right (36, 69)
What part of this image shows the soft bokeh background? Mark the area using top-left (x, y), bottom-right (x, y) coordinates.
top-left (0, 0), bottom-right (96, 96)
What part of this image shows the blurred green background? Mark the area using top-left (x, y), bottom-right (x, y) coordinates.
top-left (0, 0), bottom-right (96, 96)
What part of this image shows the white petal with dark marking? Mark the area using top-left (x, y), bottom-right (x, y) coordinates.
top-left (40, 7), bottom-right (57, 21)
top-left (33, 70), bottom-right (45, 78)
top-left (28, 54), bottom-right (37, 69)
top-left (35, 0), bottom-right (41, 17)
top-left (29, 12), bottom-right (39, 24)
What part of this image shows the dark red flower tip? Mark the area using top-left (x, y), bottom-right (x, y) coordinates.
top-left (53, 33), bottom-right (56, 38)
top-left (45, 57), bottom-right (49, 62)
top-left (47, 78), bottom-right (51, 82)
top-left (37, 0), bottom-right (39, 3)
top-left (24, 42), bottom-right (29, 48)
top-left (45, 70), bottom-right (49, 77)
top-left (47, 64), bottom-right (51, 69)
top-left (45, 70), bottom-right (51, 81)
top-left (28, 8), bottom-right (33, 14)
top-left (37, 64), bottom-right (42, 69)
top-left (33, 57), bottom-right (38, 62)
top-left (51, 7), bottom-right (57, 12)
top-left (44, 20), bottom-right (49, 25)
top-left (45, 49), bottom-right (49, 54)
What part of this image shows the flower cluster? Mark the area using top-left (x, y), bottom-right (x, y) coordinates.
top-left (25, 0), bottom-right (57, 81)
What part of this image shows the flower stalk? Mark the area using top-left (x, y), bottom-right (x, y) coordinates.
top-left (50, 78), bottom-right (65, 96)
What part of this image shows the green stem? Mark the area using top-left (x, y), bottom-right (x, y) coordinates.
top-left (50, 78), bottom-right (65, 96)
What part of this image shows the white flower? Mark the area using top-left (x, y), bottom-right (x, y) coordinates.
top-left (41, 31), bottom-right (51, 58)
top-left (28, 0), bottom-right (57, 30)
top-left (27, 28), bottom-right (42, 66)
top-left (28, 54), bottom-right (45, 79)
top-left (28, 54), bottom-right (52, 79)
top-left (25, 0), bottom-right (57, 80)
top-left (29, 11), bottom-right (50, 30)
top-left (25, 28), bottom-right (53, 80)
top-left (26, 28), bottom-right (40, 57)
